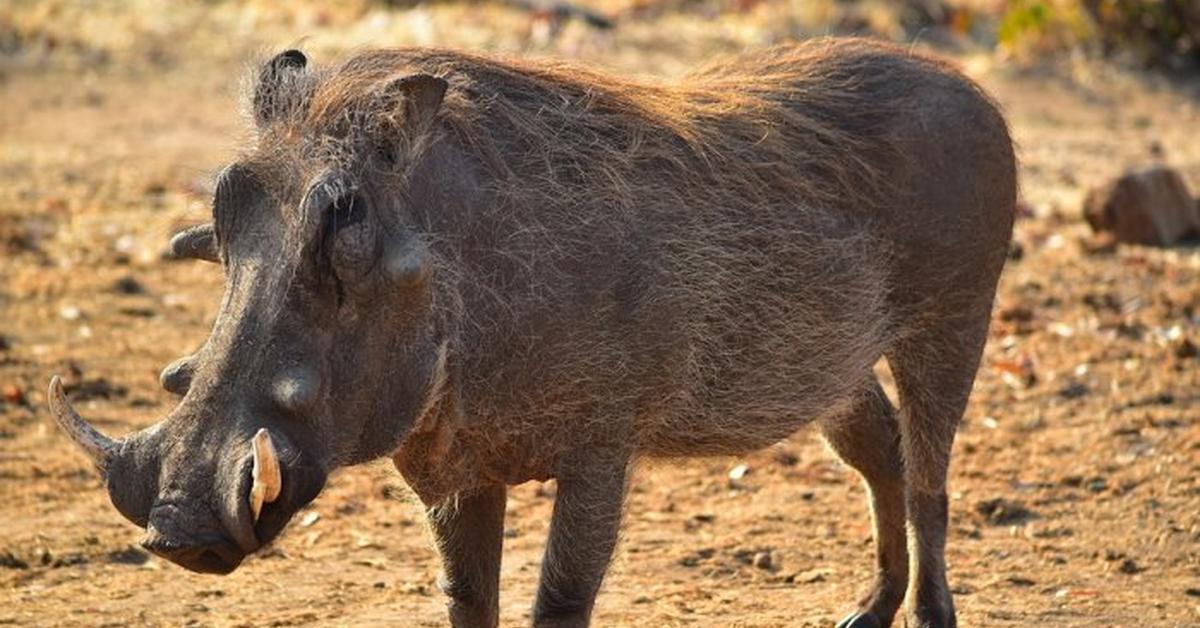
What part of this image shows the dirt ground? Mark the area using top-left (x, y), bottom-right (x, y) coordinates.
top-left (1, 2), bottom-right (1199, 626)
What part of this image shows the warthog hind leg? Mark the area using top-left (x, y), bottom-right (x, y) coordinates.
top-left (822, 377), bottom-right (907, 628)
top-left (428, 483), bottom-right (508, 628)
top-left (887, 306), bottom-right (994, 628)
top-left (532, 449), bottom-right (629, 628)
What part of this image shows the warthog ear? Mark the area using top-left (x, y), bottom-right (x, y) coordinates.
top-left (381, 73), bottom-right (447, 137)
top-left (254, 49), bottom-right (308, 126)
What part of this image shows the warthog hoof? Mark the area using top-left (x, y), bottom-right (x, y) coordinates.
top-left (836, 611), bottom-right (883, 628)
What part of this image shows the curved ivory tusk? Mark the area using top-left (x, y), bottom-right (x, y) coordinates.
top-left (249, 428), bottom-right (282, 521)
top-left (168, 223), bottom-right (219, 263)
top-left (47, 376), bottom-right (118, 472)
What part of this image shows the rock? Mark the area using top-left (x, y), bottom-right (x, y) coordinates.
top-left (974, 498), bottom-right (1035, 525)
top-left (752, 550), bottom-right (773, 570)
top-left (1083, 167), bottom-right (1200, 246)
top-left (107, 546), bottom-right (150, 565)
top-left (678, 548), bottom-right (714, 567)
top-left (790, 567), bottom-right (829, 584)
top-left (1117, 558), bottom-right (1145, 575)
top-left (1058, 382), bottom-right (1089, 399)
top-left (0, 551), bottom-right (28, 570)
top-left (1007, 239), bottom-right (1025, 261)
top-left (728, 463), bottom-right (749, 481)
top-left (112, 276), bottom-right (146, 295)
top-left (2, 385), bottom-right (24, 405)
top-left (1173, 337), bottom-right (1197, 360)
top-left (773, 449), bottom-right (799, 467)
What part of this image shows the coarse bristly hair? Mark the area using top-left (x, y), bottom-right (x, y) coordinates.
top-left (239, 37), bottom-right (1014, 502)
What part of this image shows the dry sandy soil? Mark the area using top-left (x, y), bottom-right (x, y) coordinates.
top-left (1, 1), bottom-right (1199, 626)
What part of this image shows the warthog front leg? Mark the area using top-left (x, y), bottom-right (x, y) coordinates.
top-left (533, 450), bottom-right (629, 628)
top-left (428, 483), bottom-right (508, 628)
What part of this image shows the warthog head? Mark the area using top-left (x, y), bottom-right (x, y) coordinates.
top-left (49, 49), bottom-right (452, 573)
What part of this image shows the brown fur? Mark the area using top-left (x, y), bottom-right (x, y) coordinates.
top-left (249, 38), bottom-right (1015, 628)
top-left (59, 37), bottom-right (1014, 628)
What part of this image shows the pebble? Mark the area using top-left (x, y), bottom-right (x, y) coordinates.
top-left (728, 463), bottom-right (749, 481)
top-left (2, 385), bottom-right (24, 405)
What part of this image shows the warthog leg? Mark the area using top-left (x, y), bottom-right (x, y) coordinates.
top-left (532, 449), bottom-right (629, 628)
top-left (428, 483), bottom-right (508, 628)
top-left (888, 306), bottom-right (994, 628)
top-left (823, 378), bottom-right (907, 628)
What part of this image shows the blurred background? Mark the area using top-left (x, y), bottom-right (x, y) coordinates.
top-left (1, 1), bottom-right (1198, 626)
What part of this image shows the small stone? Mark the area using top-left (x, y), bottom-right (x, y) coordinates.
top-left (1007, 239), bottom-right (1025, 261)
top-left (2, 385), bottom-right (24, 405)
top-left (773, 450), bottom-right (799, 467)
top-left (792, 567), bottom-right (829, 584)
top-left (112, 276), bottom-right (145, 295)
top-left (1117, 558), bottom-right (1145, 575)
top-left (59, 305), bottom-right (82, 321)
top-left (114, 234), bottom-right (136, 253)
top-left (975, 498), bottom-right (1035, 525)
top-left (753, 550), bottom-right (773, 570)
top-left (107, 546), bottom-right (150, 565)
top-left (1173, 337), bottom-right (1197, 360)
top-left (0, 551), bottom-right (29, 570)
top-left (1058, 382), bottom-right (1089, 400)
top-left (728, 463), bottom-right (749, 481)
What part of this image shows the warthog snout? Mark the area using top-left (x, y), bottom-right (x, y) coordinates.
top-left (47, 377), bottom-right (328, 574)
top-left (141, 504), bottom-right (245, 574)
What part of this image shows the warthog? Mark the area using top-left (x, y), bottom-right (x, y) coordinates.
top-left (49, 38), bottom-right (1015, 627)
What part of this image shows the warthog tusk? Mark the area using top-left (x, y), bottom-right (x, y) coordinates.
top-left (47, 376), bottom-right (118, 472)
top-left (249, 428), bottom-right (282, 521)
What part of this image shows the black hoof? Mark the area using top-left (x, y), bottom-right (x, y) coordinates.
top-left (836, 611), bottom-right (883, 628)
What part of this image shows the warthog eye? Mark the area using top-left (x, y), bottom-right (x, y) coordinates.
top-left (326, 193), bottom-right (365, 234)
